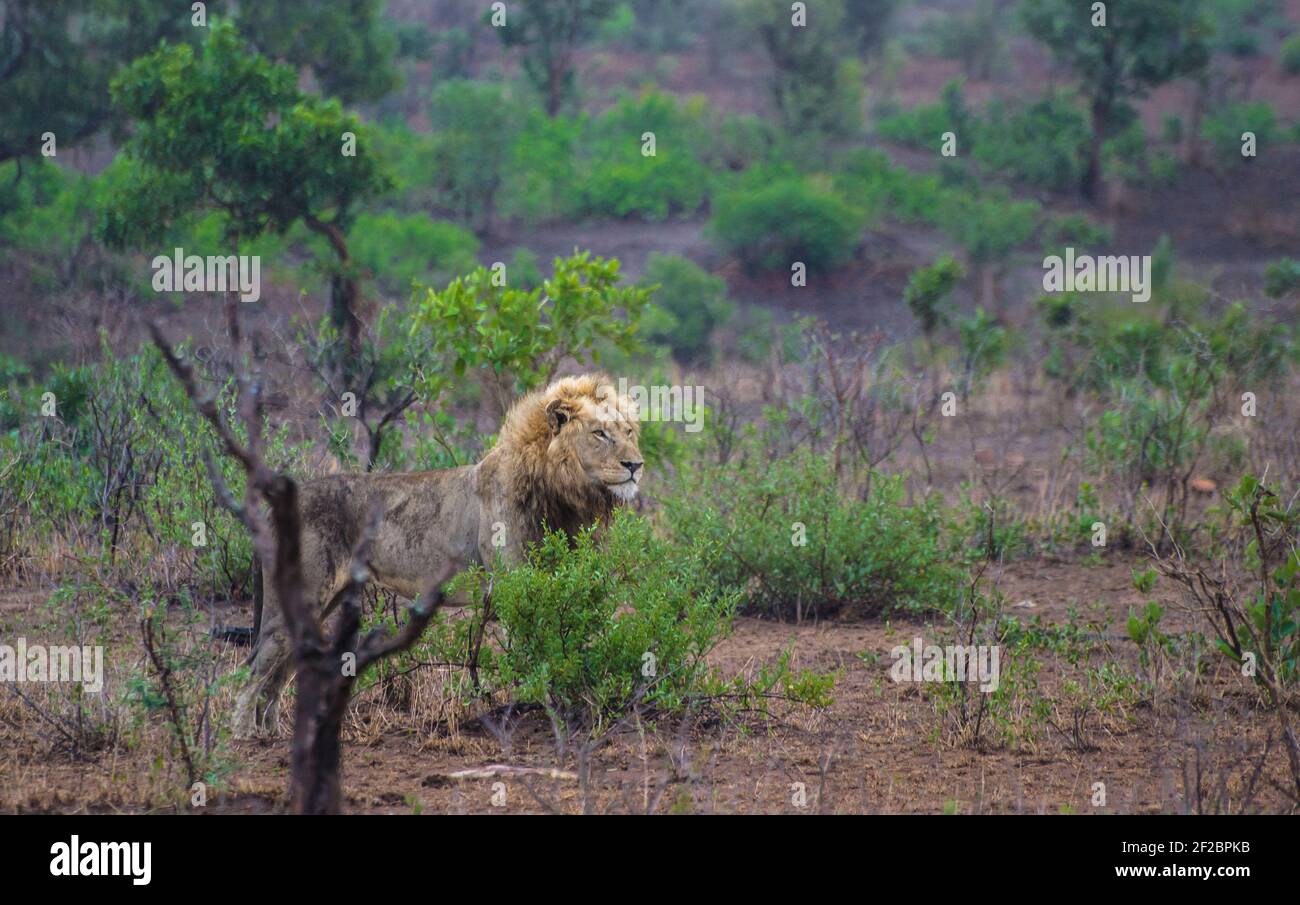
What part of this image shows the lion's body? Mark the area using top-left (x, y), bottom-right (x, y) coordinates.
top-left (232, 374), bottom-right (643, 736)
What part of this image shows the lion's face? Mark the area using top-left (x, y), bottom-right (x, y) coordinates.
top-left (546, 391), bottom-right (644, 502)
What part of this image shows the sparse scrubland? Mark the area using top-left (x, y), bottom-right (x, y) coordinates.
top-left (2, 0), bottom-right (1299, 815)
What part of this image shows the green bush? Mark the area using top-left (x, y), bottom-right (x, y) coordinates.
top-left (408, 251), bottom-right (652, 402)
top-left (1282, 36), bottom-right (1300, 75)
top-left (710, 175), bottom-right (864, 270)
top-left (468, 512), bottom-right (740, 732)
top-left (1041, 212), bottom-right (1113, 258)
top-left (428, 79), bottom-right (525, 230)
top-left (1, 340), bottom-right (307, 593)
top-left (975, 93), bottom-right (1088, 191)
top-left (876, 80), bottom-right (970, 148)
top-left (1202, 101), bottom-right (1277, 167)
top-left (1265, 258), bottom-right (1300, 298)
top-left (834, 149), bottom-right (945, 226)
top-left (580, 90), bottom-right (713, 219)
top-left (665, 446), bottom-right (964, 619)
top-left (348, 212), bottom-right (479, 295)
top-left (640, 254), bottom-right (733, 364)
top-left (904, 255), bottom-right (962, 339)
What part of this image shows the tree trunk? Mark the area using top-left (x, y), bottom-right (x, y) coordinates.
top-left (1082, 108), bottom-right (1107, 203)
top-left (545, 58), bottom-right (564, 116)
top-left (305, 216), bottom-right (362, 379)
top-left (289, 658), bottom-right (350, 815)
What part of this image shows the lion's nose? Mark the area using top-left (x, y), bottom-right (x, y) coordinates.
top-left (622, 460), bottom-right (642, 476)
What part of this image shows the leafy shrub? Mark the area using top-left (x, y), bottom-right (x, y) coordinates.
top-left (834, 149), bottom-right (946, 225)
top-left (877, 80), bottom-right (970, 148)
top-left (905, 255), bottom-right (962, 340)
top-left (1202, 101), bottom-right (1277, 167)
top-left (1264, 258), bottom-right (1300, 298)
top-left (1069, 304), bottom-right (1295, 545)
top-left (938, 189), bottom-right (1040, 273)
top-left (462, 512), bottom-right (739, 732)
top-left (348, 212), bottom-right (479, 296)
top-left (877, 87), bottom-right (1088, 192)
top-left (1, 340), bottom-right (306, 593)
top-left (975, 93), bottom-right (1089, 191)
top-left (639, 254), bottom-right (733, 364)
top-left (710, 175), bottom-right (864, 270)
top-left (956, 306), bottom-right (1007, 396)
top-left (580, 90), bottom-right (713, 219)
top-left (408, 251), bottom-right (652, 405)
top-left (665, 445), bottom-right (964, 619)
top-left (428, 79), bottom-right (526, 230)
top-left (1282, 36), bottom-right (1300, 75)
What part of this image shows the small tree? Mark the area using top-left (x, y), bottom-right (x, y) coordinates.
top-left (939, 191), bottom-right (1038, 313)
top-left (149, 309), bottom-right (458, 815)
top-left (744, 0), bottom-right (863, 140)
top-left (1021, 0), bottom-right (1209, 200)
top-left (428, 79), bottom-right (524, 234)
top-left (100, 21), bottom-right (389, 376)
top-left (0, 0), bottom-right (400, 168)
top-left (904, 255), bottom-right (962, 352)
top-left (408, 251), bottom-right (651, 418)
top-left (494, 0), bottom-right (615, 116)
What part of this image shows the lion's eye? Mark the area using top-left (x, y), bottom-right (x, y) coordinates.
top-left (593, 429), bottom-right (610, 441)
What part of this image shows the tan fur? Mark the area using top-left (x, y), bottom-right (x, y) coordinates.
top-left (232, 374), bottom-right (643, 737)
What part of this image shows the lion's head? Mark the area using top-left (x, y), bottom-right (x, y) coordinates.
top-left (490, 374), bottom-right (643, 536)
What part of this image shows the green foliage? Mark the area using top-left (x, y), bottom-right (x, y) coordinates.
top-left (904, 256), bottom-right (962, 338)
top-left (710, 174), bottom-right (864, 270)
top-left (408, 251), bottom-right (651, 401)
top-left (975, 93), bottom-right (1089, 191)
top-left (348, 212), bottom-right (479, 296)
top-left (0, 0), bottom-right (201, 164)
top-left (1215, 475), bottom-right (1300, 686)
top-left (939, 189), bottom-right (1039, 266)
top-left (877, 87), bottom-right (1092, 193)
top-left (1206, 0), bottom-right (1286, 58)
top-left (100, 20), bottom-right (388, 250)
top-left (579, 90), bottom-right (718, 219)
top-left (876, 79), bottom-right (971, 149)
top-left (1201, 101), bottom-right (1277, 167)
top-left (956, 307), bottom-right (1008, 395)
top-left (1281, 36), bottom-right (1300, 75)
top-left (1041, 212), bottom-right (1113, 258)
top-left (492, 0), bottom-right (616, 115)
top-left (639, 254), bottom-right (733, 364)
top-left (1, 339), bottom-right (304, 593)
top-left (0, 158), bottom-right (135, 293)
top-left (463, 512), bottom-right (740, 733)
top-left (427, 79), bottom-right (525, 231)
top-left (1021, 0), bottom-right (1209, 196)
top-left (919, 0), bottom-right (1010, 79)
top-left (235, 0), bottom-right (399, 103)
top-left (742, 0), bottom-right (865, 143)
top-left (833, 148), bottom-right (945, 225)
top-left (665, 444), bottom-right (964, 619)
top-left (1068, 303), bottom-right (1294, 543)
top-left (1264, 258), bottom-right (1300, 298)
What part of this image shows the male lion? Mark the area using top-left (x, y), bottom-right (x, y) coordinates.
top-left (232, 374), bottom-right (644, 737)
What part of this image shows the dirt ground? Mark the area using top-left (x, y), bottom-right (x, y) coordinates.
top-left (1, 545), bottom-right (1293, 815)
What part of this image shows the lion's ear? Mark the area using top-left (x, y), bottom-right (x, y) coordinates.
top-left (545, 398), bottom-right (574, 435)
